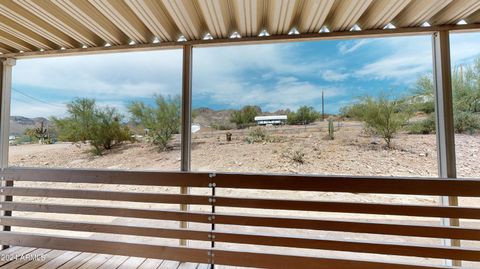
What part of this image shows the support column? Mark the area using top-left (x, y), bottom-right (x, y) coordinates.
top-left (180, 45), bottom-right (193, 246)
top-left (432, 31), bottom-right (460, 267)
top-left (0, 58), bottom-right (15, 250)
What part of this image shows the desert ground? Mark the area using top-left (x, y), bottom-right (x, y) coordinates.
top-left (7, 120), bottom-right (480, 267)
top-left (10, 120), bottom-right (480, 177)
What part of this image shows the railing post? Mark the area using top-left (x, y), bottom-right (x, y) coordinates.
top-left (432, 30), bottom-right (460, 267)
top-left (208, 173), bottom-right (216, 269)
top-left (180, 44), bottom-right (193, 246)
top-left (0, 58), bottom-right (15, 250)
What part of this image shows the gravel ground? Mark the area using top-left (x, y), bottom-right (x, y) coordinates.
top-left (10, 121), bottom-right (479, 178)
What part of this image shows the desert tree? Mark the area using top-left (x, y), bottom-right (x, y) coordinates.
top-left (412, 58), bottom-right (480, 134)
top-left (342, 94), bottom-right (411, 148)
top-left (287, 106), bottom-right (320, 125)
top-left (128, 95), bottom-right (181, 150)
top-left (230, 105), bottom-right (261, 129)
top-left (52, 98), bottom-right (132, 155)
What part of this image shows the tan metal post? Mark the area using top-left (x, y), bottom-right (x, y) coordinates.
top-left (0, 58), bottom-right (15, 250)
top-left (180, 44), bottom-right (192, 246)
top-left (432, 31), bottom-right (460, 267)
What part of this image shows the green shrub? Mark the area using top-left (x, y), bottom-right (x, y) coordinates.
top-left (129, 95), bottom-right (181, 151)
top-left (340, 103), bottom-right (364, 119)
top-left (211, 122), bottom-right (235, 130)
top-left (292, 150), bottom-right (305, 164)
top-left (89, 107), bottom-right (133, 155)
top-left (454, 111), bottom-right (480, 134)
top-left (342, 95), bottom-right (411, 148)
top-left (52, 98), bottom-right (132, 155)
top-left (285, 149), bottom-right (305, 164)
top-left (287, 106), bottom-right (320, 125)
top-left (230, 105), bottom-right (261, 129)
top-left (408, 115), bottom-right (436, 134)
top-left (15, 135), bottom-right (33, 144)
top-left (245, 127), bottom-right (268, 144)
top-left (410, 76), bottom-right (435, 114)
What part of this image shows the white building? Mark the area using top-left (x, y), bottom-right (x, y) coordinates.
top-left (254, 115), bottom-right (287, 125)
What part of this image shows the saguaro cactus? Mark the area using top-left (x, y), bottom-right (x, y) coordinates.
top-left (328, 118), bottom-right (334, 140)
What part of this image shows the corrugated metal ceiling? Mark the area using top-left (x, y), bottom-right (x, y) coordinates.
top-left (0, 0), bottom-right (479, 54)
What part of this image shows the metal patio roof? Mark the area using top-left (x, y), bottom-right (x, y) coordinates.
top-left (1, 0), bottom-right (480, 58)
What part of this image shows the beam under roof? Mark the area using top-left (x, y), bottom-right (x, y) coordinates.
top-left (3, 23), bottom-right (480, 60)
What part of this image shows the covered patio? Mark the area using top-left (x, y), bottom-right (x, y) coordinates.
top-left (2, 0), bottom-right (480, 268)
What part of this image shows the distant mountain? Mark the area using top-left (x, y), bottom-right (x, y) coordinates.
top-left (10, 116), bottom-right (50, 136)
top-left (193, 107), bottom-right (235, 129)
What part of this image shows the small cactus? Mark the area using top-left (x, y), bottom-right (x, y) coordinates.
top-left (328, 118), bottom-right (334, 140)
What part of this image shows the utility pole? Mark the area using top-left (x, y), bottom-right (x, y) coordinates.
top-left (322, 91), bottom-right (325, 121)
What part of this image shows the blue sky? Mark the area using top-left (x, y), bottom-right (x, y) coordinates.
top-left (11, 32), bottom-right (480, 118)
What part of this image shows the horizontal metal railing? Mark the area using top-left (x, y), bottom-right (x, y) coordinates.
top-left (1, 167), bottom-right (480, 268)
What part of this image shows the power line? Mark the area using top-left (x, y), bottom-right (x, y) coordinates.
top-left (12, 87), bottom-right (65, 108)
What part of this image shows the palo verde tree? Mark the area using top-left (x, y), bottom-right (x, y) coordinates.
top-left (52, 98), bottom-right (132, 155)
top-left (412, 58), bottom-right (480, 134)
top-left (128, 94), bottom-right (181, 150)
top-left (342, 94), bottom-right (411, 148)
top-left (287, 106), bottom-right (320, 125)
top-left (230, 105), bottom-right (261, 129)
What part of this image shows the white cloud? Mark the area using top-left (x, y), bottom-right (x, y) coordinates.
top-left (11, 100), bottom-right (67, 118)
top-left (191, 44), bottom-right (344, 111)
top-left (13, 44), bottom-right (338, 116)
top-left (353, 36), bottom-right (433, 82)
top-left (13, 49), bottom-right (183, 99)
top-left (353, 33), bottom-right (480, 83)
top-left (355, 54), bottom-right (432, 81)
top-left (321, 70), bottom-right (349, 81)
top-left (338, 39), bottom-right (371, 55)
top-left (196, 73), bottom-right (344, 112)
top-left (450, 32), bottom-right (480, 66)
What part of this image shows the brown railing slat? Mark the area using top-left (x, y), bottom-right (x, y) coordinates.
top-left (4, 168), bottom-right (480, 196)
top-left (5, 187), bottom-right (480, 219)
top-left (0, 187), bottom-right (209, 205)
top-left (214, 231), bottom-right (480, 262)
top-left (214, 196), bottom-right (480, 219)
top-left (214, 213), bottom-right (480, 240)
top-left (213, 173), bottom-right (480, 196)
top-left (0, 202), bottom-right (209, 223)
top-left (2, 167), bottom-right (211, 187)
top-left (3, 202), bottom-right (480, 240)
top-left (0, 231), bottom-right (209, 263)
top-left (2, 216), bottom-right (480, 262)
top-left (213, 249), bottom-right (457, 269)
top-left (0, 217), bottom-right (209, 241)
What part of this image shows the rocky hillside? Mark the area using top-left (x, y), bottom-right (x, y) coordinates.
top-left (10, 116), bottom-right (50, 136)
top-left (193, 107), bottom-right (235, 128)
